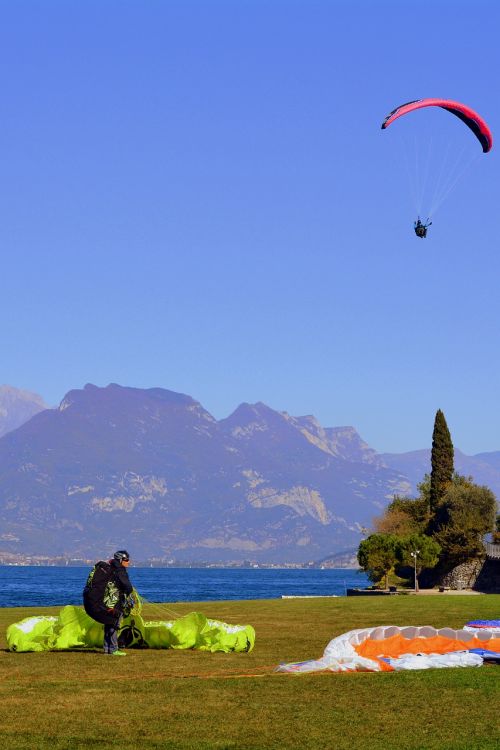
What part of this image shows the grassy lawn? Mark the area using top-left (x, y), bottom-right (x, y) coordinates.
top-left (1, 595), bottom-right (499, 750)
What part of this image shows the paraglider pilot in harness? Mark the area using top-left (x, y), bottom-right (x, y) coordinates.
top-left (414, 217), bottom-right (432, 238)
top-left (83, 550), bottom-right (134, 656)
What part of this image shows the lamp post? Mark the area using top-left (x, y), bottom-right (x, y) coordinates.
top-left (410, 550), bottom-right (420, 593)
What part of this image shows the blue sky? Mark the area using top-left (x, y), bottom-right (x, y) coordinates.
top-left (1, 0), bottom-right (499, 454)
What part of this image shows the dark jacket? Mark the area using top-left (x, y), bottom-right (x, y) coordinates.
top-left (83, 559), bottom-right (133, 626)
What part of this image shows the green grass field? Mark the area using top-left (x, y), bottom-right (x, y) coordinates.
top-left (1, 595), bottom-right (499, 750)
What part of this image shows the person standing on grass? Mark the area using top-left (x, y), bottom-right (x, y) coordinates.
top-left (83, 549), bottom-right (134, 656)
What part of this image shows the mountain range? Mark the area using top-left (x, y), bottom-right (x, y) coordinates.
top-left (0, 383), bottom-right (498, 563)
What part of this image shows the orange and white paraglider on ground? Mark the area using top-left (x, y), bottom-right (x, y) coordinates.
top-left (277, 623), bottom-right (500, 673)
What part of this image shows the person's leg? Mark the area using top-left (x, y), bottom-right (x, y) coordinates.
top-left (104, 615), bottom-right (124, 655)
top-left (103, 623), bottom-right (115, 654)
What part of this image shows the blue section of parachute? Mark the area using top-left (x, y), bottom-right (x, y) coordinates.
top-left (467, 648), bottom-right (500, 662)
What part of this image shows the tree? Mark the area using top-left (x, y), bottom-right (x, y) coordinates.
top-left (373, 479), bottom-right (431, 538)
top-left (494, 514), bottom-right (500, 545)
top-left (395, 534), bottom-right (441, 591)
top-left (387, 491), bottom-right (430, 532)
top-left (433, 476), bottom-right (497, 561)
top-left (373, 507), bottom-right (418, 537)
top-left (429, 409), bottom-right (454, 517)
top-left (357, 534), bottom-right (398, 589)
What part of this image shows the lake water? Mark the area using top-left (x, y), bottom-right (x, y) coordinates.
top-left (0, 566), bottom-right (368, 608)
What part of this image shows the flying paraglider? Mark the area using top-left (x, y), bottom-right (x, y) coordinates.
top-left (381, 98), bottom-right (493, 236)
top-left (381, 98), bottom-right (493, 153)
top-left (414, 217), bottom-right (432, 238)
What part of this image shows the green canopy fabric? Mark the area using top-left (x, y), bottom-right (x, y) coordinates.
top-left (7, 606), bottom-right (255, 654)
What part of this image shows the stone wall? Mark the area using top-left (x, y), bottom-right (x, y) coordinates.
top-left (435, 557), bottom-right (500, 592)
top-left (419, 554), bottom-right (500, 592)
top-left (474, 558), bottom-right (500, 593)
top-left (439, 559), bottom-right (483, 590)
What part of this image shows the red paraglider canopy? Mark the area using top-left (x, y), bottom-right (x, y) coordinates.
top-left (381, 98), bottom-right (493, 153)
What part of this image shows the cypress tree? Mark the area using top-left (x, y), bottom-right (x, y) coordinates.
top-left (429, 409), bottom-right (454, 515)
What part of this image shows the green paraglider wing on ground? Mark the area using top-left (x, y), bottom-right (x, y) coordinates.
top-left (6, 606), bottom-right (255, 654)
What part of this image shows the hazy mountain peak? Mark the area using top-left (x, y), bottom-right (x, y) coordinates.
top-left (0, 384), bottom-right (46, 407)
top-left (0, 385), bottom-right (48, 438)
top-left (222, 401), bottom-right (280, 429)
top-left (291, 414), bottom-right (323, 430)
top-left (284, 414), bottom-right (337, 456)
top-left (59, 382), bottom-right (204, 412)
top-left (325, 426), bottom-right (381, 464)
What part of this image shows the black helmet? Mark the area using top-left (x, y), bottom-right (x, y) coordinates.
top-left (114, 550), bottom-right (130, 563)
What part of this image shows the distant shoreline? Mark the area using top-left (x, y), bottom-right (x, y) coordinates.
top-left (0, 562), bottom-right (361, 570)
